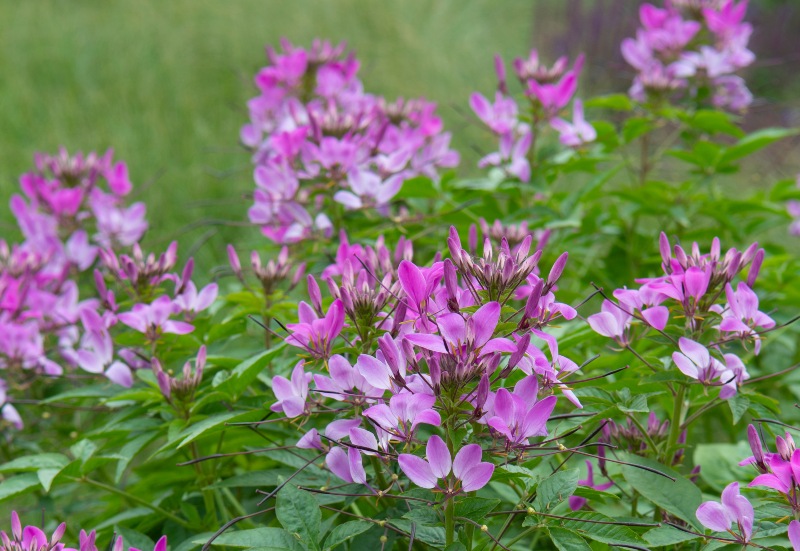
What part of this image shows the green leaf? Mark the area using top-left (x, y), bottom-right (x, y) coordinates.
top-left (215, 345), bottom-right (286, 397)
top-left (324, 521), bottom-right (373, 549)
top-left (534, 468), bottom-right (580, 511)
top-left (585, 93), bottom-right (634, 111)
top-left (719, 127), bottom-right (799, 165)
top-left (547, 527), bottom-right (593, 551)
top-left (454, 497), bottom-right (500, 521)
top-left (387, 519), bottom-right (445, 547)
top-left (555, 512), bottom-right (649, 547)
top-left (177, 410), bottom-right (262, 449)
top-left (113, 433), bottom-right (159, 483)
top-left (396, 176), bottom-right (439, 199)
top-left (621, 455), bottom-right (703, 528)
top-left (0, 453), bottom-right (69, 473)
top-left (37, 469), bottom-right (62, 492)
top-left (276, 484), bottom-right (321, 551)
top-left (114, 527), bottom-right (153, 551)
top-left (693, 442), bottom-right (751, 493)
top-left (644, 525), bottom-right (700, 547)
top-left (193, 528), bottom-right (302, 549)
top-left (0, 473), bottom-right (40, 501)
top-left (402, 507), bottom-right (439, 526)
top-left (727, 394), bottom-right (750, 424)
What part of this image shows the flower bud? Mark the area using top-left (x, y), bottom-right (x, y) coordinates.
top-left (659, 232), bottom-right (671, 271)
top-left (476, 373), bottom-right (489, 411)
top-left (508, 333), bottom-right (531, 371)
top-left (469, 224), bottom-right (478, 253)
top-left (227, 245), bottom-right (242, 278)
top-left (443, 258), bottom-right (459, 312)
top-left (746, 424), bottom-right (766, 471)
top-left (777, 434), bottom-right (793, 461)
top-left (307, 275), bottom-right (322, 314)
top-left (547, 252), bottom-right (568, 287)
top-left (524, 279), bottom-right (544, 320)
top-left (746, 249), bottom-right (764, 288)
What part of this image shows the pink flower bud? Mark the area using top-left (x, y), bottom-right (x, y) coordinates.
top-left (524, 279), bottom-right (545, 319)
top-left (476, 373), bottom-right (489, 411)
top-left (659, 232), bottom-right (671, 270)
top-left (227, 245), bottom-right (242, 277)
top-left (547, 252), bottom-right (568, 287)
top-left (746, 249), bottom-right (764, 287)
top-left (307, 275), bottom-right (322, 314)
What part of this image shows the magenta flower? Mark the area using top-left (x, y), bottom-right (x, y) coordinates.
top-left (364, 392), bottom-right (441, 442)
top-left (587, 300), bottom-right (633, 346)
top-left (174, 281), bottom-right (218, 315)
top-left (356, 334), bottom-right (407, 391)
top-left (526, 71), bottom-right (578, 117)
top-left (569, 461), bottom-right (614, 510)
top-left (398, 435), bottom-right (494, 495)
top-left (270, 360), bottom-right (311, 418)
top-left (285, 299), bottom-right (345, 358)
top-left (404, 302), bottom-right (512, 357)
top-left (549, 100), bottom-right (596, 147)
top-left (469, 92), bottom-right (519, 135)
top-left (672, 338), bottom-right (737, 398)
top-left (713, 282), bottom-right (775, 354)
top-left (486, 376), bottom-right (557, 447)
top-left (790, 520), bottom-right (800, 551)
top-left (117, 295), bottom-right (194, 340)
top-left (313, 354), bottom-right (380, 402)
top-left (696, 482), bottom-right (753, 543)
top-left (478, 131), bottom-right (532, 183)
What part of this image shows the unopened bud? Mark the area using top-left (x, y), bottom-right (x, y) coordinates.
top-left (746, 249), bottom-right (764, 288)
top-left (476, 374), bottom-right (489, 411)
top-left (306, 276), bottom-right (321, 313)
top-left (659, 232), bottom-right (671, 270)
top-left (469, 224), bottom-right (478, 253)
top-left (547, 252), bottom-right (568, 287)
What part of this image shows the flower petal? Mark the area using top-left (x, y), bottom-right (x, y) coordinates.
top-left (399, 454), bottom-right (437, 488)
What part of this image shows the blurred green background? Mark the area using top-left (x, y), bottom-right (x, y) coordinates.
top-left (2, 0), bottom-right (798, 273)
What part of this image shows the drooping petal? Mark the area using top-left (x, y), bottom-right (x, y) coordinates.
top-left (326, 447), bottom-right (354, 483)
top-left (696, 501), bottom-right (730, 532)
top-left (788, 520), bottom-right (800, 551)
top-left (348, 448), bottom-right (367, 484)
top-left (399, 454), bottom-right (437, 488)
top-left (672, 352), bottom-right (699, 379)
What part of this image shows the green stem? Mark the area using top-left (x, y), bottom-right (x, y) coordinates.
top-left (80, 477), bottom-right (195, 530)
top-left (664, 384), bottom-right (687, 464)
top-left (445, 498), bottom-right (455, 546)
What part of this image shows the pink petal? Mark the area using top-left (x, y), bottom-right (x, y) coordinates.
top-left (411, 409), bottom-right (441, 430)
top-left (426, 435), bottom-right (452, 479)
top-left (696, 501), bottom-right (730, 532)
top-left (460, 462), bottom-right (494, 492)
top-left (325, 419), bottom-right (362, 441)
top-left (327, 447), bottom-right (354, 483)
top-left (472, 302), bottom-right (501, 347)
top-left (399, 454), bottom-right (437, 488)
top-left (398, 261), bottom-right (428, 309)
top-left (348, 448), bottom-right (367, 484)
top-left (641, 306), bottom-right (669, 330)
top-left (788, 520), bottom-right (800, 551)
top-left (356, 354), bottom-right (392, 390)
top-left (678, 338), bottom-right (709, 369)
top-left (453, 444), bottom-right (483, 480)
top-left (404, 333), bottom-right (448, 354)
top-left (672, 352), bottom-right (699, 379)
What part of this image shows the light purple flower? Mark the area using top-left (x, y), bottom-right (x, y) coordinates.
top-left (117, 296), bottom-right (194, 340)
top-left (270, 361), bottom-right (311, 418)
top-left (486, 375), bottom-right (557, 446)
top-left (672, 338), bottom-right (737, 398)
top-left (285, 299), bottom-right (345, 358)
top-left (364, 392), bottom-right (441, 442)
top-left (696, 482), bottom-right (753, 543)
top-left (550, 100), bottom-right (596, 147)
top-left (398, 435), bottom-right (494, 494)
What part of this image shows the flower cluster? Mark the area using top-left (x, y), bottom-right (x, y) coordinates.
top-left (621, 0), bottom-right (755, 110)
top-left (695, 423), bottom-right (800, 549)
top-left (271, 226), bottom-right (580, 502)
top-left (470, 50), bottom-right (593, 182)
top-left (0, 150), bottom-right (148, 429)
top-left (240, 39), bottom-right (459, 243)
top-left (0, 511), bottom-right (166, 551)
top-left (588, 232), bottom-right (769, 399)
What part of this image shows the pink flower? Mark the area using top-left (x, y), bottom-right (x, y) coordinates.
top-left (270, 361), bottom-right (311, 418)
top-left (549, 100), bottom-right (596, 147)
top-left (398, 435), bottom-right (494, 494)
top-left (469, 92), bottom-right (519, 135)
top-left (672, 338), bottom-right (737, 398)
top-left (486, 376), bottom-right (557, 446)
top-left (117, 296), bottom-right (194, 340)
top-left (285, 299), bottom-right (345, 358)
top-left (696, 482), bottom-right (753, 543)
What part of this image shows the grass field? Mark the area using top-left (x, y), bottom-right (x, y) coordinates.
top-left (2, 1), bottom-right (798, 272)
top-left (0, 0), bottom-right (543, 270)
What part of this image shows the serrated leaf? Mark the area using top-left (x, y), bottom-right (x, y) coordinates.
top-left (276, 485), bottom-right (321, 551)
top-left (534, 468), bottom-right (580, 511)
top-left (621, 455), bottom-right (702, 529)
top-left (547, 527), bottom-right (593, 551)
top-left (454, 497), bottom-right (500, 521)
top-left (324, 521), bottom-right (373, 549)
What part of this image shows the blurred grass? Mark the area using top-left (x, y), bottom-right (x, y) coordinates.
top-left (0, 0), bottom-right (539, 271)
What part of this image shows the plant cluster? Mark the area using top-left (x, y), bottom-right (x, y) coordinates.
top-left (3, 1), bottom-right (800, 550)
